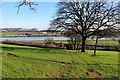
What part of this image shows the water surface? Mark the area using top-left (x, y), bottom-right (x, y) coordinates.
top-left (0, 36), bottom-right (68, 41)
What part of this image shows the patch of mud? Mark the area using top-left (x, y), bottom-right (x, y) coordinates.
top-left (56, 67), bottom-right (65, 77)
top-left (0, 53), bottom-right (7, 57)
top-left (86, 69), bottom-right (101, 78)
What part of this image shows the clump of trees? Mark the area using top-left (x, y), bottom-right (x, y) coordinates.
top-left (64, 30), bottom-right (81, 50)
top-left (49, 0), bottom-right (119, 53)
top-left (44, 38), bottom-right (55, 44)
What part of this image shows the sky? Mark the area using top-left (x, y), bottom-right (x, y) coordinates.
top-left (1, 0), bottom-right (119, 30)
top-left (1, 2), bottom-right (57, 30)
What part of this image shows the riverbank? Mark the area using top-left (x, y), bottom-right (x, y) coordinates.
top-left (1, 40), bottom-right (119, 51)
top-left (0, 31), bottom-right (62, 37)
top-left (0, 35), bottom-right (63, 38)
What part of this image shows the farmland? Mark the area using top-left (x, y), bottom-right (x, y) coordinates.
top-left (1, 44), bottom-right (119, 78)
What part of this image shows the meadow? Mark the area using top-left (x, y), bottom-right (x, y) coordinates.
top-left (0, 44), bottom-right (119, 78)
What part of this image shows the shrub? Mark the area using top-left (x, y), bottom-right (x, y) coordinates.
top-left (118, 39), bottom-right (120, 43)
top-left (43, 38), bottom-right (55, 44)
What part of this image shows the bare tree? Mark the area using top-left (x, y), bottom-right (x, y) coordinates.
top-left (116, 1), bottom-right (120, 51)
top-left (92, 27), bottom-right (118, 56)
top-left (50, 0), bottom-right (118, 52)
top-left (117, 1), bottom-right (120, 24)
top-left (16, 0), bottom-right (37, 14)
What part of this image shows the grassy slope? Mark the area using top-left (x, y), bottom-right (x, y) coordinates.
top-left (1, 44), bottom-right (119, 78)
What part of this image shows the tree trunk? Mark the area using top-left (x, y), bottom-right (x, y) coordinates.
top-left (76, 43), bottom-right (78, 50)
top-left (74, 38), bottom-right (77, 50)
top-left (81, 37), bottom-right (86, 52)
top-left (71, 38), bottom-right (75, 50)
top-left (93, 36), bottom-right (99, 56)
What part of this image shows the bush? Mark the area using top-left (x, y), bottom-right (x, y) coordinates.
top-left (118, 39), bottom-right (120, 43)
top-left (43, 38), bottom-right (55, 44)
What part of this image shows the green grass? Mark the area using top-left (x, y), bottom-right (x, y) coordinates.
top-left (86, 40), bottom-right (118, 46)
top-left (0, 44), bottom-right (119, 78)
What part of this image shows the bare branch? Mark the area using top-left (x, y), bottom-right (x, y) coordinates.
top-left (16, 0), bottom-right (37, 14)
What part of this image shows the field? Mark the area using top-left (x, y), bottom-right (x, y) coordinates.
top-left (0, 44), bottom-right (119, 78)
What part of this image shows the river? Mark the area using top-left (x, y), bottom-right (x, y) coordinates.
top-left (0, 36), bottom-right (68, 41)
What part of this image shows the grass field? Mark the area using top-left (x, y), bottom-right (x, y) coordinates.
top-left (0, 44), bottom-right (119, 78)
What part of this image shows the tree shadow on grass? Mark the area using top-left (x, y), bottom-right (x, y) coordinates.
top-left (2, 46), bottom-right (63, 52)
top-left (6, 52), bottom-right (117, 66)
top-left (91, 55), bottom-right (109, 57)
